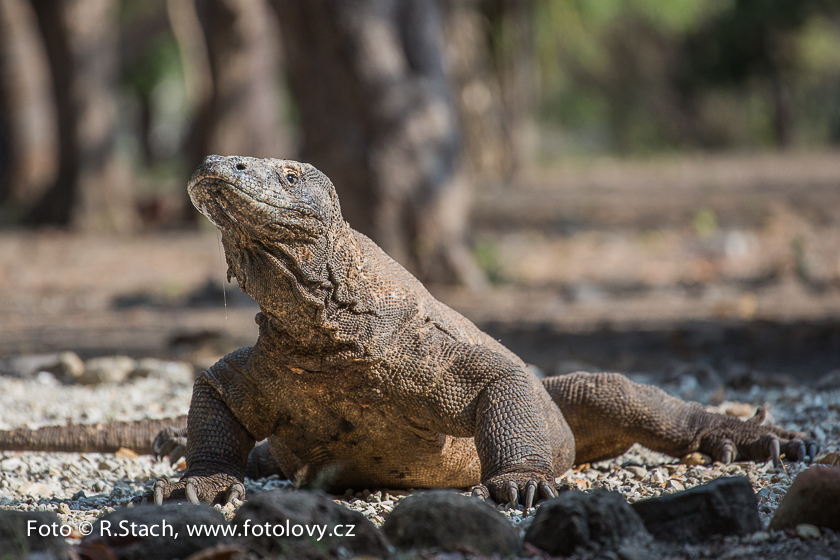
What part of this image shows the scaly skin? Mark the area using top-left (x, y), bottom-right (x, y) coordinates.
top-left (150, 155), bottom-right (817, 507)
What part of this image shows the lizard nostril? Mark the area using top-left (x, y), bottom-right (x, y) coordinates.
top-left (236, 163), bottom-right (247, 171)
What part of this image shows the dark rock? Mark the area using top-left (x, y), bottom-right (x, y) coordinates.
top-left (232, 489), bottom-right (389, 559)
top-left (80, 503), bottom-right (226, 560)
top-left (632, 476), bottom-right (760, 543)
top-left (769, 466), bottom-right (840, 531)
top-left (382, 490), bottom-right (521, 556)
top-left (524, 490), bottom-right (651, 557)
top-left (0, 510), bottom-right (71, 560)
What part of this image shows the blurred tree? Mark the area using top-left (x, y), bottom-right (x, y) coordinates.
top-left (441, 0), bottom-right (516, 181)
top-left (27, 0), bottom-right (138, 232)
top-left (272, 0), bottom-right (484, 286)
top-left (481, 0), bottom-right (538, 170)
top-left (119, 0), bottom-right (178, 167)
top-left (162, 0), bottom-right (291, 221)
top-left (188, 0), bottom-right (290, 169)
top-left (0, 0), bottom-right (57, 220)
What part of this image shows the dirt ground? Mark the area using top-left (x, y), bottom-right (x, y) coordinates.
top-left (1, 151), bottom-right (839, 380)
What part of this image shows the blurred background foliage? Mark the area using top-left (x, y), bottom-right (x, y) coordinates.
top-left (532, 0), bottom-right (840, 155)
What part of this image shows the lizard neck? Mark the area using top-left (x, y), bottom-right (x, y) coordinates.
top-left (223, 222), bottom-right (377, 351)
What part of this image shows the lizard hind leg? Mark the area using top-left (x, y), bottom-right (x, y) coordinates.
top-left (542, 371), bottom-right (820, 466)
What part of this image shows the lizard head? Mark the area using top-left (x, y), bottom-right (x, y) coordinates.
top-left (188, 155), bottom-right (340, 241)
top-left (188, 155), bottom-right (350, 323)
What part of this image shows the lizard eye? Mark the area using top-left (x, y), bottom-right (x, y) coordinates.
top-left (284, 171), bottom-right (298, 185)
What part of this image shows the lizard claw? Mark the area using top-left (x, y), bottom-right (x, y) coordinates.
top-left (720, 439), bottom-right (736, 464)
top-left (505, 481), bottom-right (518, 508)
top-left (153, 427), bottom-right (188, 463)
top-left (483, 473), bottom-right (557, 509)
top-left (523, 481), bottom-right (538, 510)
top-left (471, 485), bottom-right (490, 500)
top-left (747, 406), bottom-right (766, 425)
top-left (226, 482), bottom-right (245, 504)
top-left (700, 411), bottom-right (819, 467)
top-left (795, 441), bottom-right (807, 463)
top-left (147, 473), bottom-right (244, 505)
top-left (154, 480), bottom-right (166, 506)
top-left (769, 437), bottom-right (782, 468)
top-left (807, 443), bottom-right (818, 464)
top-left (185, 482), bottom-right (200, 505)
top-left (540, 481), bottom-right (557, 500)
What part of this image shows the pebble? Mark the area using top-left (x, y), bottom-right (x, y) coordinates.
top-left (795, 524), bottom-right (821, 539)
top-left (0, 368), bottom-right (837, 554)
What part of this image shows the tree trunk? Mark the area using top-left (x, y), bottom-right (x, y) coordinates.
top-left (28, 0), bottom-right (137, 232)
top-left (188, 0), bottom-right (290, 166)
top-left (272, 0), bottom-right (484, 286)
top-left (482, 0), bottom-right (538, 171)
top-left (0, 0), bottom-right (57, 216)
top-left (441, 0), bottom-right (514, 182)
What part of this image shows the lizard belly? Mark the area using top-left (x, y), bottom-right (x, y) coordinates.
top-left (268, 401), bottom-right (482, 490)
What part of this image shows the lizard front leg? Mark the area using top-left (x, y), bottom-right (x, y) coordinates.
top-left (473, 372), bottom-right (561, 508)
top-left (152, 376), bottom-right (255, 504)
top-left (429, 344), bottom-right (566, 508)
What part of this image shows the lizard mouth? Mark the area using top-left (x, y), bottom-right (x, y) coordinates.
top-left (189, 176), bottom-right (326, 239)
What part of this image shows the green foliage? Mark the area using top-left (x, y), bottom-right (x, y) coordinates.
top-left (693, 209), bottom-right (719, 237)
top-left (473, 240), bottom-right (505, 285)
top-left (531, 0), bottom-right (840, 156)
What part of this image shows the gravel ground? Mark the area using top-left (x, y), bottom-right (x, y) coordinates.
top-left (0, 369), bottom-right (838, 555)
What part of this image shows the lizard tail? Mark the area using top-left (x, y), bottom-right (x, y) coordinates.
top-left (0, 416), bottom-right (188, 455)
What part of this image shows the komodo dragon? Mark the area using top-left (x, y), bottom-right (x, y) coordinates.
top-left (0, 155), bottom-right (818, 508)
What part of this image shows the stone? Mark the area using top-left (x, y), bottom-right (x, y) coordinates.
top-left (631, 476), bottom-right (761, 543)
top-left (0, 351), bottom-right (84, 381)
top-left (80, 503), bottom-right (226, 560)
top-left (524, 490), bottom-right (651, 557)
top-left (626, 466), bottom-right (648, 479)
top-left (681, 452), bottom-right (712, 466)
top-left (79, 356), bottom-right (136, 384)
top-left (795, 524), bottom-right (821, 539)
top-left (724, 402), bottom-right (755, 418)
top-left (115, 447), bottom-right (140, 460)
top-left (816, 452), bottom-right (839, 467)
top-left (0, 510), bottom-right (71, 560)
top-left (232, 489), bottom-right (389, 559)
top-left (769, 466), bottom-right (840, 532)
top-left (130, 358), bottom-right (195, 385)
top-left (382, 490), bottom-right (521, 557)
top-left (18, 482), bottom-right (50, 497)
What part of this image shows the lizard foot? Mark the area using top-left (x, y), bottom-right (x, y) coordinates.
top-left (152, 427), bottom-right (188, 465)
top-left (472, 473), bottom-right (557, 510)
top-left (144, 473), bottom-right (245, 505)
top-left (701, 429), bottom-right (819, 468)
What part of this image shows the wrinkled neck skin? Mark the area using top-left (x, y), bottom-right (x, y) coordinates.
top-left (221, 218), bottom-right (374, 360)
